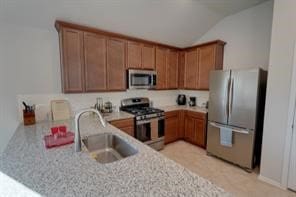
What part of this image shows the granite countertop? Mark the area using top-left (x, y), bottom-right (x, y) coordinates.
top-left (103, 111), bottom-right (134, 122)
top-left (0, 115), bottom-right (228, 197)
top-left (158, 105), bottom-right (208, 114)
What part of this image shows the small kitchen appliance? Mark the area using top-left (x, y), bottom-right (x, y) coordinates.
top-left (127, 69), bottom-right (156, 89)
top-left (189, 97), bottom-right (196, 107)
top-left (120, 97), bottom-right (165, 151)
top-left (177, 94), bottom-right (186, 105)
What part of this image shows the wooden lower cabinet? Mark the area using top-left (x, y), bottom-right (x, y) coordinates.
top-left (164, 111), bottom-right (180, 144)
top-left (109, 118), bottom-right (134, 137)
top-left (184, 111), bottom-right (207, 148)
top-left (164, 110), bottom-right (207, 148)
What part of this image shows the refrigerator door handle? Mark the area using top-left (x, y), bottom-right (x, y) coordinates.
top-left (229, 77), bottom-right (234, 119)
top-left (209, 122), bottom-right (250, 135)
top-left (226, 77), bottom-right (231, 119)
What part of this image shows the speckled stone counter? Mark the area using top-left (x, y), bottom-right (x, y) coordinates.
top-left (158, 105), bottom-right (208, 114)
top-left (0, 115), bottom-right (229, 197)
top-left (103, 111), bottom-right (134, 122)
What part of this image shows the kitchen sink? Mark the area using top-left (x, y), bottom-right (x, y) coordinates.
top-left (82, 133), bottom-right (138, 164)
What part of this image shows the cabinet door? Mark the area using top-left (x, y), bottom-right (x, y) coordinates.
top-left (184, 49), bottom-right (199, 89)
top-left (61, 28), bottom-right (84, 93)
top-left (142, 44), bottom-right (155, 70)
top-left (178, 110), bottom-right (185, 139)
top-left (195, 118), bottom-right (206, 147)
top-left (184, 113), bottom-right (196, 143)
top-left (166, 50), bottom-right (178, 89)
top-left (165, 111), bottom-right (179, 144)
top-left (198, 44), bottom-right (216, 90)
top-left (184, 111), bottom-right (207, 147)
top-left (155, 47), bottom-right (167, 89)
top-left (84, 32), bottom-right (107, 92)
top-left (127, 41), bottom-right (142, 69)
top-left (107, 38), bottom-right (126, 91)
top-left (178, 52), bottom-right (185, 89)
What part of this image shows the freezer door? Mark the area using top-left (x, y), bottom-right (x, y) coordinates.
top-left (228, 69), bottom-right (259, 130)
top-left (206, 121), bottom-right (255, 169)
top-left (208, 70), bottom-right (231, 124)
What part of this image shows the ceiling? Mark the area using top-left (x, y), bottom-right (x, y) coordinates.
top-left (0, 0), bottom-right (268, 47)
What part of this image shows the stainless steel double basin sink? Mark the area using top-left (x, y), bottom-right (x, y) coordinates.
top-left (82, 133), bottom-right (138, 164)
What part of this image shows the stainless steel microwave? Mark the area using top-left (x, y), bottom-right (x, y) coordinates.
top-left (127, 69), bottom-right (156, 89)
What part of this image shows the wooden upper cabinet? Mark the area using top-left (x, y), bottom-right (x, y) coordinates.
top-left (178, 52), bottom-right (185, 89)
top-left (83, 32), bottom-right (107, 92)
top-left (166, 50), bottom-right (178, 89)
top-left (141, 44), bottom-right (155, 70)
top-left (127, 41), bottom-right (142, 69)
top-left (155, 47), bottom-right (167, 89)
top-left (56, 21), bottom-right (225, 92)
top-left (127, 42), bottom-right (155, 70)
top-left (107, 38), bottom-right (126, 91)
top-left (61, 28), bottom-right (84, 93)
top-left (198, 44), bottom-right (216, 90)
top-left (184, 49), bottom-right (199, 89)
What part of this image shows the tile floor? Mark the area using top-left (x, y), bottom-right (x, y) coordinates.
top-left (160, 140), bottom-right (296, 197)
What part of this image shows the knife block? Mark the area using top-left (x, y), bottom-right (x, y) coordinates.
top-left (23, 110), bottom-right (36, 125)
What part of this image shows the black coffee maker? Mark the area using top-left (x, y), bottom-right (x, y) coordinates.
top-left (177, 94), bottom-right (186, 105)
top-left (189, 97), bottom-right (196, 107)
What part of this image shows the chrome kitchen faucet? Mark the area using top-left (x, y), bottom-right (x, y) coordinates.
top-left (74, 108), bottom-right (106, 152)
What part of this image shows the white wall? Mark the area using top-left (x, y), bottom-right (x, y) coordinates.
top-left (195, 0), bottom-right (273, 70)
top-left (0, 24), bottom-right (61, 153)
top-left (259, 0), bottom-right (296, 187)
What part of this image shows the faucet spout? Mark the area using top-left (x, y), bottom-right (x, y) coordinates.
top-left (74, 108), bottom-right (106, 152)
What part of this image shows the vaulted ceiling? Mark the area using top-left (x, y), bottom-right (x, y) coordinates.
top-left (0, 0), bottom-right (268, 47)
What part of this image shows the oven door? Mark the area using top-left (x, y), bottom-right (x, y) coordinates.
top-left (128, 69), bottom-right (155, 89)
top-left (136, 117), bottom-right (164, 143)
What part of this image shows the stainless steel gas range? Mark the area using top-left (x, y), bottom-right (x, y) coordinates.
top-left (120, 98), bottom-right (165, 151)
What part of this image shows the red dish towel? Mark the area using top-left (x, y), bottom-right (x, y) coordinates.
top-left (44, 132), bottom-right (74, 149)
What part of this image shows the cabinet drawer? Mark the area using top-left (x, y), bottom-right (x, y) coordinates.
top-left (165, 110), bottom-right (179, 118)
top-left (185, 111), bottom-right (206, 120)
top-left (109, 118), bottom-right (134, 137)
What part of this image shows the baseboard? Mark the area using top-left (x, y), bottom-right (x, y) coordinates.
top-left (258, 175), bottom-right (287, 190)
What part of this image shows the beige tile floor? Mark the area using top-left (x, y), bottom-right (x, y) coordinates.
top-left (160, 140), bottom-right (296, 197)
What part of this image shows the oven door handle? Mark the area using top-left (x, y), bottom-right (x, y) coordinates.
top-left (136, 117), bottom-right (164, 125)
top-left (137, 120), bottom-right (151, 125)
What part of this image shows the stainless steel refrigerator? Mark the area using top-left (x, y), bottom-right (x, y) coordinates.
top-left (207, 68), bottom-right (267, 171)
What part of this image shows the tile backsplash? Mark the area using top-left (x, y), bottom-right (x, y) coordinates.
top-left (17, 89), bottom-right (209, 122)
